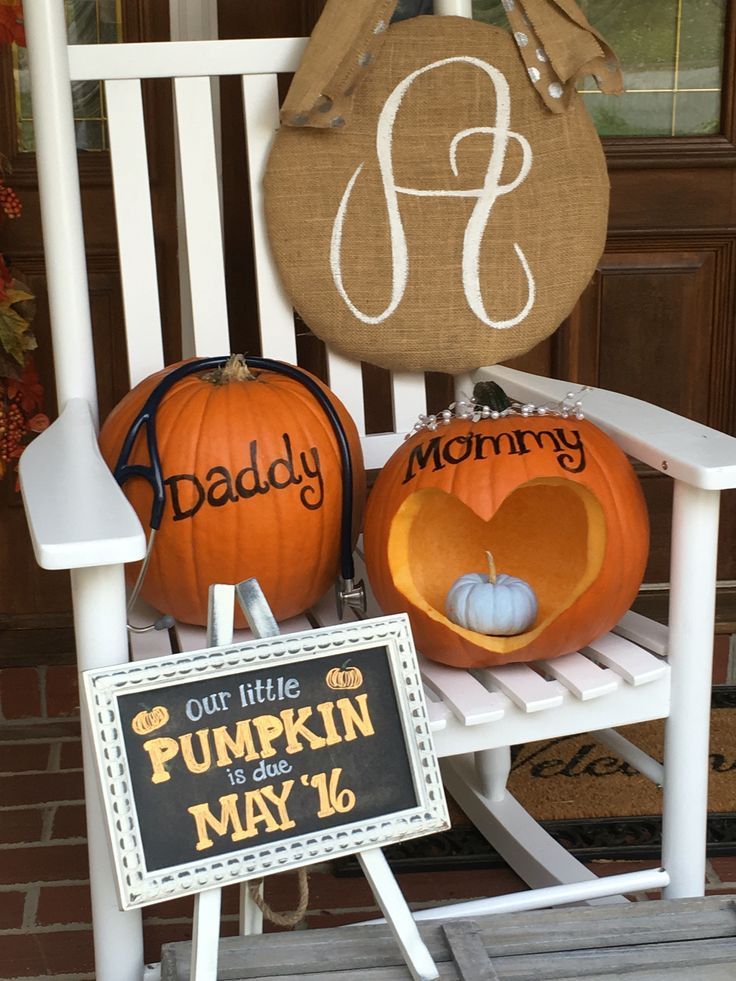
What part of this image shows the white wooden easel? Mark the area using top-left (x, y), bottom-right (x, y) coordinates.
top-left (186, 580), bottom-right (439, 981)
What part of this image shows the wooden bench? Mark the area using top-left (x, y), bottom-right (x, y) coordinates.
top-left (160, 895), bottom-right (736, 980)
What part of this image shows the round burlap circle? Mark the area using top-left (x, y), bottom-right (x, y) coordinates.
top-left (264, 16), bottom-right (608, 374)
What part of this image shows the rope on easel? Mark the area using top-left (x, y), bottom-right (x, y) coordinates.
top-left (247, 868), bottom-right (310, 928)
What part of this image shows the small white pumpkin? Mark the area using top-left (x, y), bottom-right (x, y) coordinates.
top-left (446, 552), bottom-right (538, 636)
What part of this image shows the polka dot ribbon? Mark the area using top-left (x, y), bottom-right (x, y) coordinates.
top-left (501, 0), bottom-right (623, 113)
top-left (280, 0), bottom-right (399, 130)
top-left (281, 0), bottom-right (623, 129)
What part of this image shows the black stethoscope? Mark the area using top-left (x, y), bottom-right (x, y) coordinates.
top-left (114, 356), bottom-right (365, 638)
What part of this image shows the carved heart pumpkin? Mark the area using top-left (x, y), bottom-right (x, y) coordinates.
top-left (363, 386), bottom-right (649, 668)
top-left (99, 356), bottom-right (365, 627)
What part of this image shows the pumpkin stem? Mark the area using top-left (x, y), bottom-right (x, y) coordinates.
top-left (472, 380), bottom-right (512, 413)
top-left (485, 550), bottom-right (497, 584)
top-left (201, 353), bottom-right (257, 385)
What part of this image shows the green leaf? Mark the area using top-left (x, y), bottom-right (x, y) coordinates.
top-left (5, 285), bottom-right (34, 305)
top-left (0, 302), bottom-right (36, 364)
top-left (0, 346), bottom-right (23, 379)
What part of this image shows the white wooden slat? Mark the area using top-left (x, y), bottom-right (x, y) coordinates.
top-left (584, 632), bottom-right (669, 686)
top-left (391, 371), bottom-right (426, 434)
top-left (174, 76), bottom-right (230, 357)
top-left (614, 610), bottom-right (669, 657)
top-left (242, 73), bottom-right (298, 364)
top-left (423, 688), bottom-right (450, 732)
top-left (480, 663), bottom-right (565, 713)
top-left (104, 79), bottom-right (165, 386)
top-left (362, 431), bottom-right (408, 470)
top-left (538, 651), bottom-right (620, 701)
top-left (435, 0), bottom-right (473, 15)
top-left (326, 348), bottom-right (366, 437)
top-left (68, 37), bottom-right (308, 82)
top-left (420, 656), bottom-right (506, 726)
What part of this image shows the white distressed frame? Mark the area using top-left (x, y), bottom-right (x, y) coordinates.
top-left (82, 613), bottom-right (448, 911)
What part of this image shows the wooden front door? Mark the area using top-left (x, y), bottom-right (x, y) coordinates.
top-left (552, 0), bottom-right (736, 628)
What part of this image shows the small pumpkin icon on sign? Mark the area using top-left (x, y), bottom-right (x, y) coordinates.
top-left (131, 706), bottom-right (169, 735)
top-left (325, 663), bottom-right (363, 690)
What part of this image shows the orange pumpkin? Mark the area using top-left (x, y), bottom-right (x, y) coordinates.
top-left (99, 356), bottom-right (365, 627)
top-left (364, 385), bottom-right (649, 669)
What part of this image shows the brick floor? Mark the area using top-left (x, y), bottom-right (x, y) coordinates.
top-left (1, 669), bottom-right (735, 979)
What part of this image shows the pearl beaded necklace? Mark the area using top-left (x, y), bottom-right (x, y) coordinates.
top-left (409, 386), bottom-right (590, 437)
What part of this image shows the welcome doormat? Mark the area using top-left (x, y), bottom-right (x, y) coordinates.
top-left (336, 688), bottom-right (736, 872)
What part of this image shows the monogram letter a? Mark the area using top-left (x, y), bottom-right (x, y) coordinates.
top-left (330, 56), bottom-right (536, 330)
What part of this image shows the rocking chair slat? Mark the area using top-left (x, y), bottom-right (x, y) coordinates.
top-left (68, 37), bottom-right (308, 82)
top-left (420, 657), bottom-right (507, 726)
top-left (480, 663), bottom-right (566, 713)
top-left (585, 634), bottom-right (668, 687)
top-left (391, 371), bottom-right (427, 434)
top-left (242, 73), bottom-right (299, 365)
top-left (326, 349), bottom-right (367, 436)
top-left (424, 688), bottom-right (451, 732)
top-left (538, 651), bottom-right (620, 701)
top-left (362, 431), bottom-right (413, 470)
top-left (614, 611), bottom-right (669, 657)
top-left (173, 76), bottom-right (230, 357)
top-left (104, 78), bottom-right (165, 386)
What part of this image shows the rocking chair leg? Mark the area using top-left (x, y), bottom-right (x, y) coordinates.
top-left (662, 482), bottom-right (720, 899)
top-left (72, 565), bottom-right (144, 981)
top-left (475, 746), bottom-right (511, 801)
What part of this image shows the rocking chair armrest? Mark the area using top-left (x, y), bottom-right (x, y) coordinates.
top-left (19, 398), bottom-right (147, 570)
top-left (476, 366), bottom-right (736, 491)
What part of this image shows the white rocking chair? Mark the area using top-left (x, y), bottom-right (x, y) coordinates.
top-left (18, 1), bottom-right (736, 979)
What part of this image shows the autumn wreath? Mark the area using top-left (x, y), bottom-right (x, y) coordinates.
top-left (0, 2), bottom-right (49, 485)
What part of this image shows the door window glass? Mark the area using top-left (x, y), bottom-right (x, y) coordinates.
top-left (14, 0), bottom-right (123, 152)
top-left (473, 0), bottom-right (727, 136)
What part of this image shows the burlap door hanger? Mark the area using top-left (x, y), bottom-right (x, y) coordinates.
top-left (264, 0), bottom-right (623, 374)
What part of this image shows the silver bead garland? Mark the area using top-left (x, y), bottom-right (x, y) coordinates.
top-left (409, 386), bottom-right (590, 437)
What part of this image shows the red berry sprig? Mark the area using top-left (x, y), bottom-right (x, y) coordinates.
top-left (0, 391), bottom-right (26, 469)
top-left (0, 181), bottom-right (22, 220)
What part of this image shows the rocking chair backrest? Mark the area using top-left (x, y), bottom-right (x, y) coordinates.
top-left (27, 16), bottom-right (435, 471)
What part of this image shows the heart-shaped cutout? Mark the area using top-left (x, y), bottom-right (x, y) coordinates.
top-left (387, 478), bottom-right (606, 656)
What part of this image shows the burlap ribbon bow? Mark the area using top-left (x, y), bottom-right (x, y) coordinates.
top-left (503, 0), bottom-right (623, 112)
top-left (281, 0), bottom-right (622, 129)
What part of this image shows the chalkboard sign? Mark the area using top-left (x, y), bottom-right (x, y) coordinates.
top-left (83, 614), bottom-right (448, 910)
